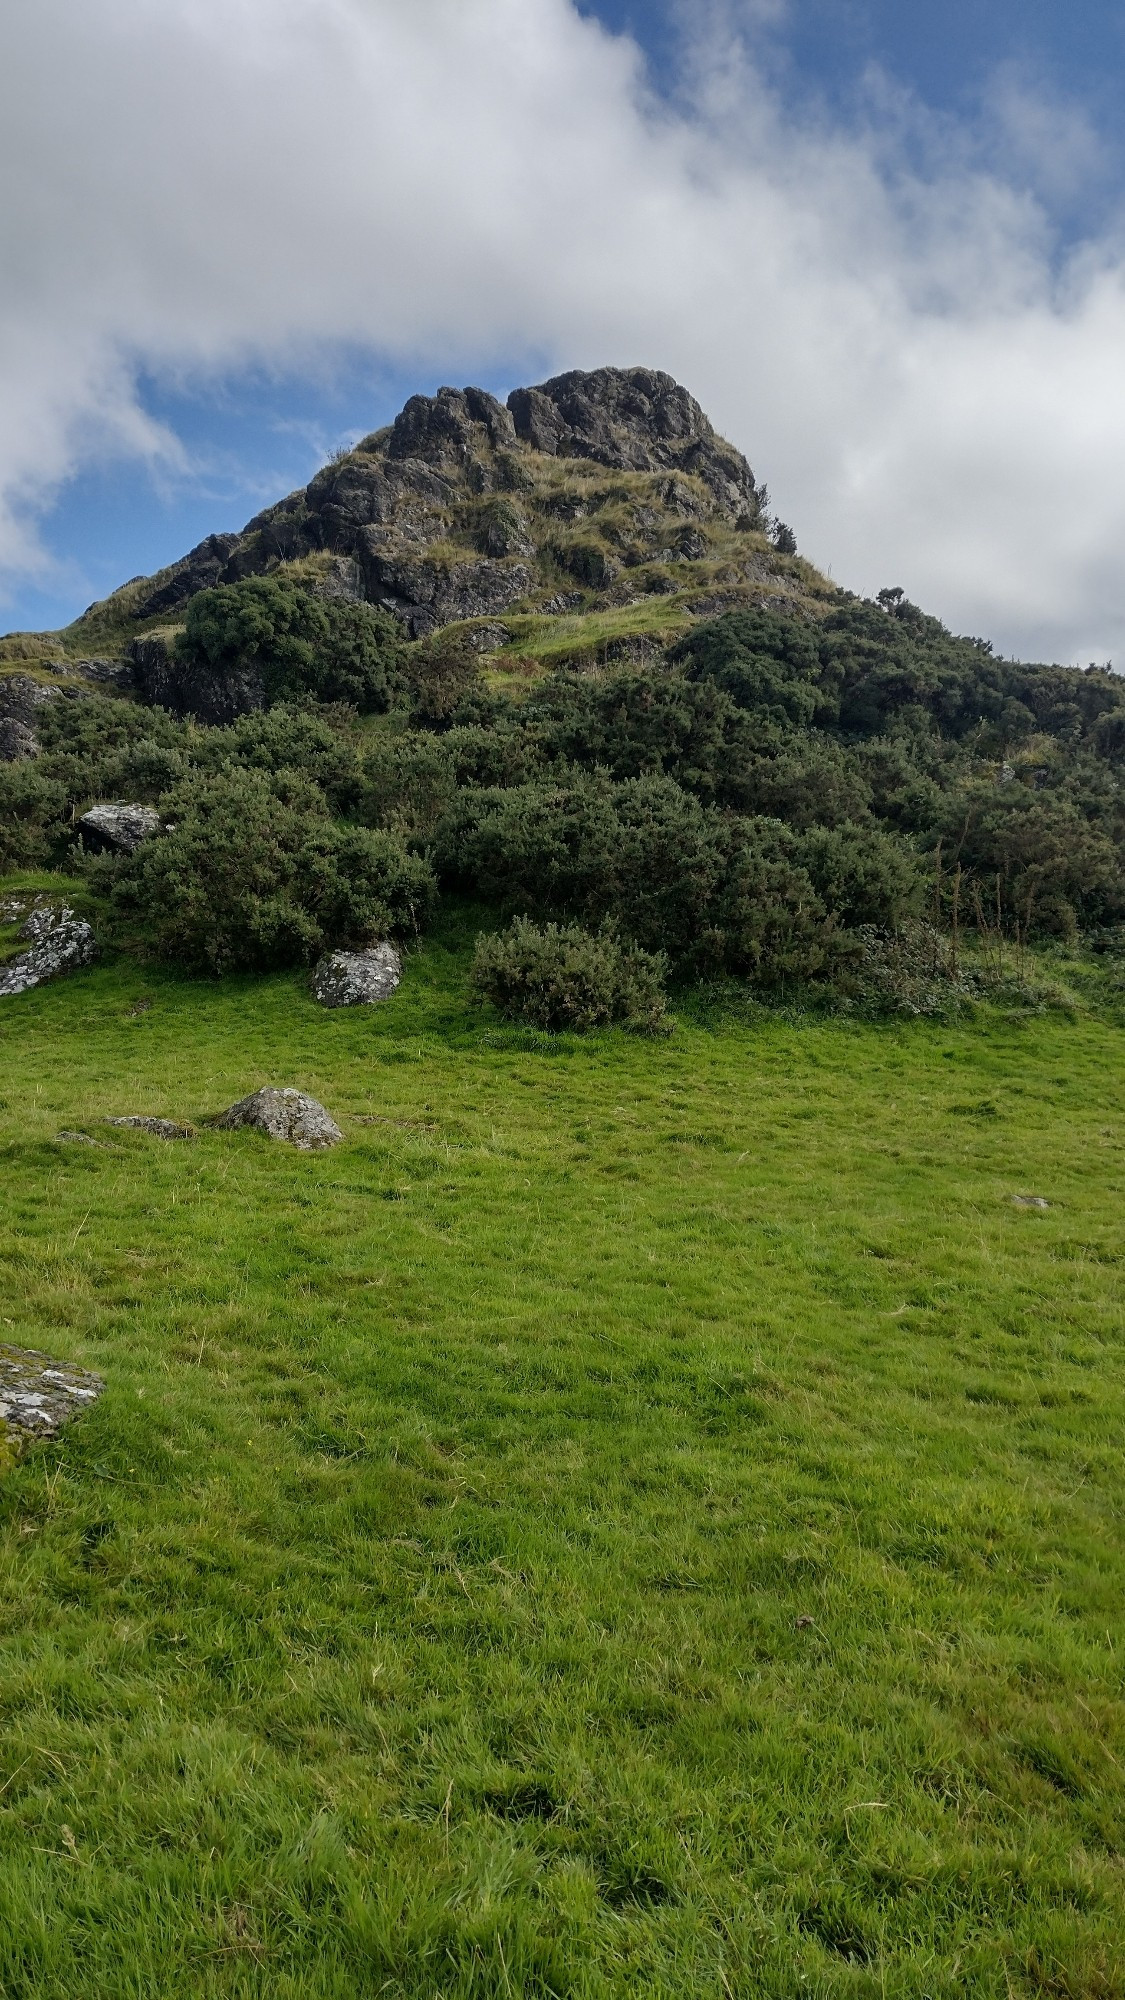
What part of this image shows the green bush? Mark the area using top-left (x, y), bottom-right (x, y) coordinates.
top-left (672, 610), bottom-right (828, 729)
top-left (0, 765), bottom-right (67, 871)
top-left (177, 575), bottom-right (404, 712)
top-left (471, 919), bottom-right (670, 1033)
top-left (112, 767), bottom-right (434, 974)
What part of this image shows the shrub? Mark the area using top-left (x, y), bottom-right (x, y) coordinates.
top-left (0, 765), bottom-right (67, 871)
top-left (406, 632), bottom-right (484, 727)
top-left (193, 705), bottom-right (362, 812)
top-left (177, 575), bottom-right (403, 712)
top-left (671, 610), bottom-right (828, 729)
top-left (471, 919), bottom-right (670, 1033)
top-left (112, 767), bottom-right (434, 974)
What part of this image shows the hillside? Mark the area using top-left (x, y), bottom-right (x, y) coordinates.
top-left (0, 368), bottom-right (829, 677)
top-left (1, 369), bottom-right (1125, 1994)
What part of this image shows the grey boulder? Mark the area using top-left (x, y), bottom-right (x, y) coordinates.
top-left (312, 943), bottom-right (402, 1009)
top-left (0, 1343), bottom-right (103, 1441)
top-left (0, 905), bottom-right (98, 997)
top-left (0, 717), bottom-right (38, 762)
top-left (214, 1087), bottom-right (342, 1150)
top-left (78, 802), bottom-right (163, 854)
top-left (106, 1116), bottom-right (195, 1140)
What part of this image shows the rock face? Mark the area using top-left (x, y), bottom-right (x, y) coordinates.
top-left (0, 905), bottom-right (98, 997)
top-left (312, 943), bottom-right (402, 1008)
top-left (129, 633), bottom-right (266, 725)
top-left (0, 716), bottom-right (38, 761)
top-left (91, 367), bottom-right (773, 673)
top-left (106, 1116), bottom-right (195, 1140)
top-left (0, 1344), bottom-right (103, 1441)
top-left (214, 1087), bottom-right (343, 1149)
top-left (77, 803), bottom-right (163, 854)
top-left (507, 368), bottom-right (761, 516)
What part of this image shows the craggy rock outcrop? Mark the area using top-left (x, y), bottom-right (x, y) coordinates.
top-left (69, 657), bottom-right (133, 691)
top-left (78, 803), bottom-right (162, 854)
top-left (106, 1116), bottom-right (195, 1140)
top-left (215, 1087), bottom-right (342, 1149)
top-left (357, 549), bottom-right (534, 636)
top-left (312, 943), bottom-right (402, 1008)
top-left (129, 633), bottom-right (266, 724)
top-left (0, 717), bottom-right (38, 761)
top-left (507, 368), bottom-right (761, 519)
top-left (94, 368), bottom-right (769, 662)
top-left (0, 905), bottom-right (98, 997)
top-left (0, 1344), bottom-right (103, 1442)
top-left (133, 532), bottom-right (243, 621)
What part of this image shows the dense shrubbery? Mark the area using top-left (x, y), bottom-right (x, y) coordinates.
top-left (4, 576), bottom-right (1124, 995)
top-left (471, 919), bottom-right (669, 1033)
top-left (177, 575), bottom-right (403, 712)
top-left (111, 769), bottom-right (433, 974)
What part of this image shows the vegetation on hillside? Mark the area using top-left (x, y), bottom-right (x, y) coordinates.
top-left (2, 575), bottom-right (1123, 1025)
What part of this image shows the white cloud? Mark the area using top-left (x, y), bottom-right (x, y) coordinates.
top-left (1, 0), bottom-right (1124, 662)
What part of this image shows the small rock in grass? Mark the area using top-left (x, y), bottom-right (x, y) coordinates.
top-left (214, 1087), bottom-right (342, 1150)
top-left (57, 1130), bottom-right (111, 1148)
top-left (0, 905), bottom-right (98, 997)
top-left (77, 802), bottom-right (162, 854)
top-left (311, 943), bottom-right (402, 1009)
top-left (1011, 1194), bottom-right (1050, 1210)
top-left (106, 1116), bottom-right (195, 1140)
top-left (0, 1343), bottom-right (103, 1441)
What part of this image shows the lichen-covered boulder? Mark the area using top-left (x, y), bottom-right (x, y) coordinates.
top-left (311, 943), bottom-right (402, 1009)
top-left (214, 1087), bottom-right (342, 1150)
top-left (106, 1116), bottom-right (195, 1140)
top-left (78, 803), bottom-right (163, 854)
top-left (0, 1344), bottom-right (103, 1442)
top-left (0, 905), bottom-right (98, 997)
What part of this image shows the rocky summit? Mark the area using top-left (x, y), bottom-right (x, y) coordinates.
top-left (5, 366), bottom-right (816, 687)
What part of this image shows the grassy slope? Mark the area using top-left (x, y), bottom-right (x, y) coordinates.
top-left (0, 911), bottom-right (1123, 1997)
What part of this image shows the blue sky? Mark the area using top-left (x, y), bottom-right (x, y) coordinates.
top-left (3, 0), bottom-right (1124, 664)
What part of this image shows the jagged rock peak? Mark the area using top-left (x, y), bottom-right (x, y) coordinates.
top-left (507, 367), bottom-right (760, 515)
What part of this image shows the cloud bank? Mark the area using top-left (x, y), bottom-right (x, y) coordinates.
top-left (2, 0), bottom-right (1124, 662)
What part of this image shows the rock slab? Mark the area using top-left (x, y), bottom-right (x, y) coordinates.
top-left (106, 1116), bottom-right (195, 1140)
top-left (78, 802), bottom-right (163, 854)
top-left (0, 1344), bottom-right (103, 1440)
top-left (214, 1087), bottom-right (342, 1150)
top-left (0, 905), bottom-right (98, 997)
top-left (312, 943), bottom-right (402, 1009)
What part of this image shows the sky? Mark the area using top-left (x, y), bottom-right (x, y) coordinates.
top-left (1, 0), bottom-right (1124, 665)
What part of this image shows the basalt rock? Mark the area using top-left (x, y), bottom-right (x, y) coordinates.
top-left (133, 532), bottom-right (243, 621)
top-left (129, 633), bottom-right (266, 725)
top-left (312, 943), bottom-right (402, 1008)
top-left (0, 717), bottom-right (38, 761)
top-left (75, 366), bottom-right (773, 648)
top-left (507, 368), bottom-right (762, 519)
top-left (78, 803), bottom-right (163, 854)
top-left (215, 1087), bottom-right (343, 1150)
top-left (0, 905), bottom-right (98, 997)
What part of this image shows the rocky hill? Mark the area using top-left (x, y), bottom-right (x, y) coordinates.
top-left (0, 367), bottom-right (830, 688)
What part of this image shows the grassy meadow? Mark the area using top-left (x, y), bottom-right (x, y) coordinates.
top-left (0, 908), bottom-right (1123, 1996)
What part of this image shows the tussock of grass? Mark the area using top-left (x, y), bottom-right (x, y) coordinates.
top-left (0, 903), bottom-right (1123, 1994)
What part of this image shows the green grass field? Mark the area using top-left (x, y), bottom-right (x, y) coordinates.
top-left (1, 909), bottom-right (1123, 1996)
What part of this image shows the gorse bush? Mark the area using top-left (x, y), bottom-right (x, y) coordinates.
top-left (4, 571), bottom-right (1125, 993)
top-left (471, 919), bottom-right (670, 1033)
top-left (112, 768), bottom-right (434, 974)
top-left (178, 575), bottom-right (404, 712)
